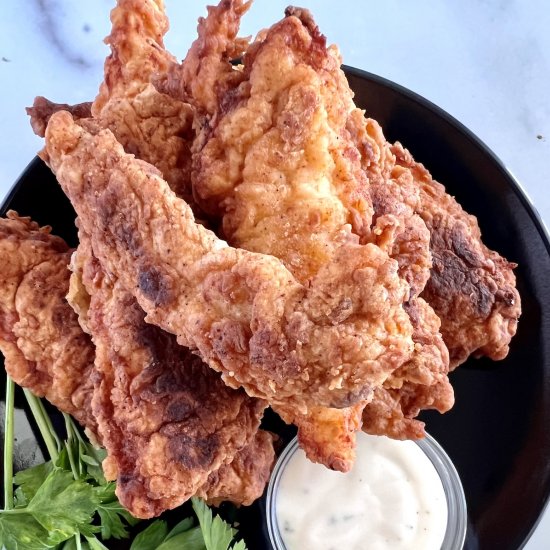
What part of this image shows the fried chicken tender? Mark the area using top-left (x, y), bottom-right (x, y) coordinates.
top-left (354, 117), bottom-right (519, 368)
top-left (352, 115), bottom-right (519, 368)
top-left (389, 143), bottom-right (521, 368)
top-left (93, 0), bottom-right (196, 202)
top-left (348, 115), bottom-right (453, 438)
top-left (73, 235), bottom-right (273, 518)
top-left (173, 3), bottom-right (450, 463)
top-left (42, 111), bottom-right (414, 414)
top-left (354, 115), bottom-right (432, 296)
top-left (189, 8), bottom-right (375, 257)
top-left (0, 212), bottom-right (95, 430)
top-left (172, 4), bottom-right (377, 471)
top-left (361, 299), bottom-right (452, 439)
top-left (28, 0), bottom-right (196, 204)
top-left (174, 3), bottom-right (377, 471)
top-left (276, 401), bottom-right (364, 472)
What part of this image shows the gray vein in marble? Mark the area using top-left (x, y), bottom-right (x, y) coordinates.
top-left (35, 0), bottom-right (91, 68)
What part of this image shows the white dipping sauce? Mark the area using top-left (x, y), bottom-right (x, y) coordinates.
top-left (275, 432), bottom-right (448, 550)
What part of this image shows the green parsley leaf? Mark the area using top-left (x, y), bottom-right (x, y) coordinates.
top-left (130, 519), bottom-right (169, 550)
top-left (13, 486), bottom-right (28, 509)
top-left (129, 518), bottom-right (208, 550)
top-left (165, 517), bottom-right (194, 539)
top-left (12, 461), bottom-right (54, 506)
top-left (192, 498), bottom-right (246, 550)
top-left (92, 480), bottom-right (117, 502)
top-left (157, 526), bottom-right (206, 550)
top-left (80, 452), bottom-right (100, 467)
top-left (0, 468), bottom-right (101, 549)
top-left (92, 480), bottom-right (139, 539)
top-left (80, 444), bottom-right (107, 485)
top-left (97, 500), bottom-right (139, 539)
top-left (27, 469), bottom-right (99, 541)
top-left (54, 447), bottom-right (72, 474)
top-left (84, 535), bottom-right (109, 550)
top-left (0, 512), bottom-right (53, 550)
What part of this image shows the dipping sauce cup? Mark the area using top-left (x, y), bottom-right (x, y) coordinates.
top-left (266, 432), bottom-right (467, 550)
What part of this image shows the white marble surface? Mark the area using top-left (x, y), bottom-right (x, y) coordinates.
top-left (0, 1), bottom-right (549, 547)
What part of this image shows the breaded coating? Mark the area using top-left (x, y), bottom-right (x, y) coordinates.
top-left (355, 115), bottom-right (433, 296)
top-left (27, 97), bottom-right (92, 138)
top-left (350, 116), bottom-right (453, 437)
top-left (156, 0), bottom-right (252, 115)
top-left (182, 5), bottom-right (381, 470)
top-left (93, 0), bottom-right (196, 203)
top-left (0, 213), bottom-right (95, 430)
top-left (362, 299), bottom-right (453, 439)
top-left (192, 8), bottom-right (375, 263)
top-left (198, 430), bottom-right (275, 507)
top-left (354, 116), bottom-right (519, 369)
top-left (391, 143), bottom-right (521, 368)
top-left (180, 3), bottom-right (450, 463)
top-left (43, 111), bottom-right (415, 414)
top-left (275, 401), bottom-right (364, 472)
top-left (74, 237), bottom-right (272, 518)
top-left (28, 0), bottom-right (196, 204)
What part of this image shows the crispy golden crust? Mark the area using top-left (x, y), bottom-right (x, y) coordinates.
top-left (184, 6), bottom-right (379, 471)
top-left (276, 403), bottom-right (364, 472)
top-left (185, 4), bottom-right (449, 465)
top-left (93, 0), bottom-right (173, 114)
top-left (43, 111), bottom-right (414, 412)
top-left (362, 298), bottom-right (454, 439)
top-left (96, 83), bottom-right (195, 203)
top-left (348, 115), bottom-right (454, 437)
top-left (391, 143), bottom-right (521, 368)
top-left (193, 10), bottom-right (374, 274)
top-left (93, 0), bottom-right (196, 204)
top-left (348, 116), bottom-right (432, 298)
top-left (155, 0), bottom-right (252, 115)
top-left (74, 237), bottom-right (270, 518)
top-left (198, 430), bottom-right (276, 506)
top-left (26, 97), bottom-right (92, 138)
top-left (0, 213), bottom-right (96, 430)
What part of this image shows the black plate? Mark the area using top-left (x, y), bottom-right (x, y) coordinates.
top-left (1, 67), bottom-right (550, 550)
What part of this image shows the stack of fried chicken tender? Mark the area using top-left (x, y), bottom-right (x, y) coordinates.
top-left (0, 0), bottom-right (521, 519)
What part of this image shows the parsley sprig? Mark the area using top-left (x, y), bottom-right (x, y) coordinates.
top-left (128, 499), bottom-right (246, 550)
top-left (1, 376), bottom-right (248, 549)
top-left (1, 381), bottom-right (138, 549)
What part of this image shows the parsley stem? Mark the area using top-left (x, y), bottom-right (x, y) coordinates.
top-left (3, 376), bottom-right (15, 510)
top-left (23, 389), bottom-right (60, 461)
top-left (70, 416), bottom-right (87, 445)
top-left (0, 508), bottom-right (25, 514)
top-left (63, 413), bottom-right (79, 480)
top-left (75, 534), bottom-right (82, 550)
top-left (66, 414), bottom-right (83, 477)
